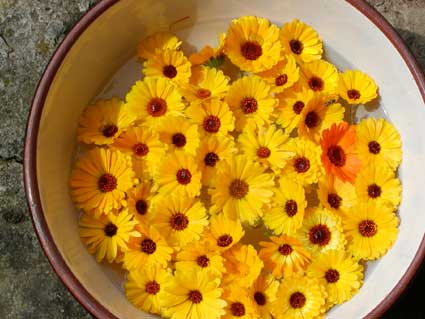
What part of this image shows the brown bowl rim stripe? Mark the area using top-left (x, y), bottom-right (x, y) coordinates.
top-left (23, 0), bottom-right (425, 318)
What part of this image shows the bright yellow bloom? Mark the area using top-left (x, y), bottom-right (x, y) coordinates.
top-left (263, 177), bottom-right (307, 235)
top-left (222, 286), bottom-right (257, 319)
top-left (224, 16), bottom-right (281, 72)
top-left (248, 275), bottom-right (279, 319)
top-left (301, 60), bottom-right (339, 96)
top-left (356, 118), bottom-right (402, 171)
top-left (137, 31), bottom-right (182, 60)
top-left (206, 213), bottom-right (245, 251)
top-left (317, 175), bottom-right (357, 216)
top-left (209, 155), bottom-right (274, 225)
top-left (259, 235), bottom-right (311, 279)
top-left (280, 19), bottom-right (323, 63)
top-left (126, 181), bottom-right (157, 224)
top-left (79, 209), bottom-right (139, 263)
top-left (189, 32), bottom-right (226, 66)
top-left (77, 97), bottom-right (135, 145)
top-left (70, 148), bottom-right (135, 214)
top-left (339, 70), bottom-right (378, 104)
top-left (343, 202), bottom-right (399, 260)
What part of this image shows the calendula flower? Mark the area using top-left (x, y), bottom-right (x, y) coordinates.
top-left (143, 49), bottom-right (191, 85)
top-left (189, 32), bottom-right (226, 67)
top-left (301, 60), bottom-right (339, 95)
top-left (126, 77), bottom-right (184, 128)
top-left (249, 275), bottom-right (279, 319)
top-left (259, 235), bottom-right (311, 279)
top-left (156, 152), bottom-right (202, 197)
top-left (306, 250), bottom-right (363, 308)
top-left (186, 99), bottom-right (235, 137)
top-left (222, 287), bottom-right (257, 319)
top-left (344, 202), bottom-right (399, 260)
top-left (123, 224), bottom-right (173, 270)
top-left (356, 118), bottom-right (402, 171)
top-left (77, 97), bottom-right (136, 145)
top-left (320, 122), bottom-right (362, 183)
top-left (137, 31), bottom-right (182, 60)
top-left (79, 209), bottom-right (139, 263)
top-left (70, 148), bottom-right (135, 214)
top-left (207, 213), bottom-right (245, 251)
top-left (317, 175), bottom-right (357, 216)
top-left (156, 116), bottom-right (200, 155)
top-left (263, 177), bottom-right (307, 235)
top-left (297, 208), bottom-right (346, 256)
top-left (238, 124), bottom-right (293, 172)
top-left (355, 164), bottom-right (401, 209)
top-left (339, 70), bottom-right (378, 104)
top-left (281, 138), bottom-right (322, 186)
top-left (126, 181), bottom-right (157, 224)
top-left (226, 75), bottom-right (277, 131)
top-left (125, 265), bottom-right (173, 315)
top-left (272, 276), bottom-right (326, 319)
top-left (209, 156), bottom-right (274, 225)
top-left (224, 16), bottom-right (281, 72)
top-left (162, 270), bottom-right (226, 319)
top-left (150, 196), bottom-right (208, 248)
top-left (280, 19), bottom-right (323, 63)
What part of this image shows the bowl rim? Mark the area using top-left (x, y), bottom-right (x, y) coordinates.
top-left (23, 0), bottom-right (425, 318)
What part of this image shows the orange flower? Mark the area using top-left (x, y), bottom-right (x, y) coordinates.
top-left (320, 122), bottom-right (361, 183)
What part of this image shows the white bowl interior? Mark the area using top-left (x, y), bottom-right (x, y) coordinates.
top-left (36, 0), bottom-right (425, 318)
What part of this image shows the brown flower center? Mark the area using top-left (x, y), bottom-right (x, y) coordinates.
top-left (327, 193), bottom-right (342, 209)
top-left (172, 133), bottom-right (187, 147)
top-left (98, 174), bottom-right (117, 192)
top-left (257, 146), bottom-right (271, 158)
top-left (309, 224), bottom-right (331, 246)
top-left (293, 101), bottom-right (305, 114)
top-left (294, 157), bottom-right (310, 173)
top-left (104, 223), bottom-right (117, 237)
top-left (188, 290), bottom-right (203, 304)
top-left (229, 179), bottom-right (249, 199)
top-left (102, 124), bottom-right (118, 138)
top-left (254, 292), bottom-right (266, 306)
top-left (231, 302), bottom-right (246, 316)
top-left (196, 88), bottom-right (211, 99)
top-left (196, 255), bottom-right (210, 268)
top-left (367, 184), bottom-right (382, 198)
top-left (141, 238), bottom-right (156, 254)
top-left (241, 41), bottom-right (262, 60)
top-left (275, 74), bottom-right (288, 86)
top-left (289, 292), bottom-right (306, 309)
top-left (290, 39), bottom-right (304, 55)
top-left (217, 234), bottom-right (233, 247)
top-left (359, 219), bottom-right (378, 237)
top-left (305, 111), bottom-right (320, 128)
top-left (204, 152), bottom-right (219, 167)
top-left (135, 199), bottom-right (148, 215)
top-left (163, 64), bottom-right (177, 78)
top-left (327, 145), bottom-right (346, 167)
top-left (176, 169), bottom-right (192, 185)
top-left (203, 115), bottom-right (221, 133)
top-left (285, 199), bottom-right (298, 217)
top-left (278, 244), bottom-right (293, 256)
top-left (325, 269), bottom-right (340, 283)
top-left (241, 97), bottom-right (258, 114)
top-left (147, 98), bottom-right (167, 117)
top-left (347, 89), bottom-right (361, 100)
top-left (133, 143), bottom-right (149, 156)
top-left (145, 281), bottom-right (160, 295)
top-left (308, 76), bottom-right (324, 91)
top-left (170, 213), bottom-right (189, 231)
top-left (368, 141), bottom-right (381, 154)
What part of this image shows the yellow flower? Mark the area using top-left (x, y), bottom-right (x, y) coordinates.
top-left (77, 97), bottom-right (136, 145)
top-left (197, 136), bottom-right (236, 186)
top-left (238, 124), bottom-right (293, 172)
top-left (206, 213), bottom-right (245, 251)
top-left (301, 60), bottom-right (339, 96)
top-left (125, 265), bottom-right (173, 315)
top-left (162, 270), bottom-right (226, 319)
top-left (259, 235), bottom-right (311, 278)
top-left (143, 48), bottom-right (191, 85)
top-left (256, 54), bottom-right (300, 93)
top-left (79, 209), bottom-right (139, 263)
top-left (126, 181), bottom-right (157, 224)
top-left (272, 276), bottom-right (326, 319)
top-left (355, 164), bottom-right (401, 209)
top-left (356, 118), bottom-right (402, 171)
top-left (156, 116), bottom-right (200, 155)
top-left (339, 70), bottom-right (378, 104)
top-left (248, 275), bottom-right (279, 319)
top-left (209, 155), bottom-right (274, 225)
top-left (306, 250), bottom-right (363, 308)
top-left (224, 16), bottom-right (281, 72)
top-left (123, 224), bottom-right (173, 270)
top-left (70, 148), bottom-right (135, 214)
top-left (343, 202), bottom-right (399, 260)
top-left (226, 75), bottom-right (277, 132)
top-left (150, 196), bottom-right (208, 248)
top-left (126, 77), bottom-right (184, 128)
top-left (281, 138), bottom-right (322, 186)
top-left (297, 208), bottom-right (346, 256)
top-left (111, 126), bottom-right (167, 178)
top-left (222, 286), bottom-right (257, 319)
top-left (280, 19), bottom-right (323, 63)
top-left (186, 99), bottom-right (235, 137)
top-left (263, 177), bottom-right (307, 235)
top-left (222, 244), bottom-right (264, 288)
top-left (156, 152), bottom-right (202, 197)
top-left (189, 32), bottom-right (226, 67)
top-left (317, 175), bottom-right (357, 216)
top-left (137, 31), bottom-right (182, 60)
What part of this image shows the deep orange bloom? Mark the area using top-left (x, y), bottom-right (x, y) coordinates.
top-left (320, 122), bottom-right (361, 183)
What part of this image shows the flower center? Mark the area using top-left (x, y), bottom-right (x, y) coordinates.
top-left (135, 199), bottom-right (148, 215)
top-left (327, 145), bottom-right (346, 167)
top-left (254, 292), bottom-right (267, 306)
top-left (278, 244), bottom-right (293, 256)
top-left (290, 39), bottom-right (304, 55)
top-left (170, 213), bottom-right (189, 231)
top-left (294, 157), bottom-right (310, 173)
top-left (327, 193), bottom-right (342, 209)
top-left (147, 97), bottom-right (167, 117)
top-left (275, 74), bottom-right (288, 86)
top-left (231, 302), bottom-right (246, 316)
top-left (176, 169), bottom-right (192, 185)
top-left (145, 281), bottom-right (160, 295)
top-left (188, 290), bottom-right (203, 304)
top-left (289, 292), bottom-right (306, 309)
top-left (308, 76), bottom-right (324, 91)
top-left (196, 255), bottom-right (210, 268)
top-left (217, 234), bottom-right (233, 247)
top-left (203, 115), bottom-right (221, 133)
top-left (305, 111), bottom-right (320, 128)
top-left (204, 152), bottom-right (219, 167)
top-left (133, 143), bottom-right (149, 156)
top-left (241, 41), bottom-right (262, 60)
top-left (141, 238), bottom-right (156, 254)
top-left (347, 89), bottom-right (361, 100)
top-left (98, 174), bottom-right (117, 193)
top-left (104, 223), bottom-right (117, 237)
top-left (359, 219), bottom-right (378, 237)
top-left (257, 146), bottom-right (271, 158)
top-left (309, 224), bottom-right (331, 246)
top-left (196, 88), bottom-right (211, 99)
top-left (102, 124), bottom-right (118, 138)
top-left (241, 97), bottom-right (258, 114)
top-left (285, 199), bottom-right (298, 217)
top-left (368, 141), bottom-right (381, 154)
top-left (325, 269), bottom-right (340, 283)
top-left (367, 184), bottom-right (382, 198)
top-left (172, 133), bottom-right (187, 147)
top-left (229, 179), bottom-right (249, 199)
top-left (293, 101), bottom-right (305, 114)
top-left (163, 64), bottom-right (177, 78)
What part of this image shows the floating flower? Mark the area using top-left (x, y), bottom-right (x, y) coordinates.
top-left (222, 286), bottom-right (257, 319)
top-left (126, 181), bottom-right (157, 224)
top-left (301, 60), bottom-right (339, 95)
top-left (339, 70), bottom-right (378, 104)
top-left (189, 32), bottom-right (226, 67)
top-left (248, 275), bottom-right (279, 319)
top-left (206, 213), bottom-right (245, 251)
top-left (317, 175), bottom-right (357, 216)
top-left (137, 31), bottom-right (182, 60)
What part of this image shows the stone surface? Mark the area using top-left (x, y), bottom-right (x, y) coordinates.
top-left (0, 0), bottom-right (424, 318)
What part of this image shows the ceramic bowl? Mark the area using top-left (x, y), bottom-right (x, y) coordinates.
top-left (24, 0), bottom-right (425, 318)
